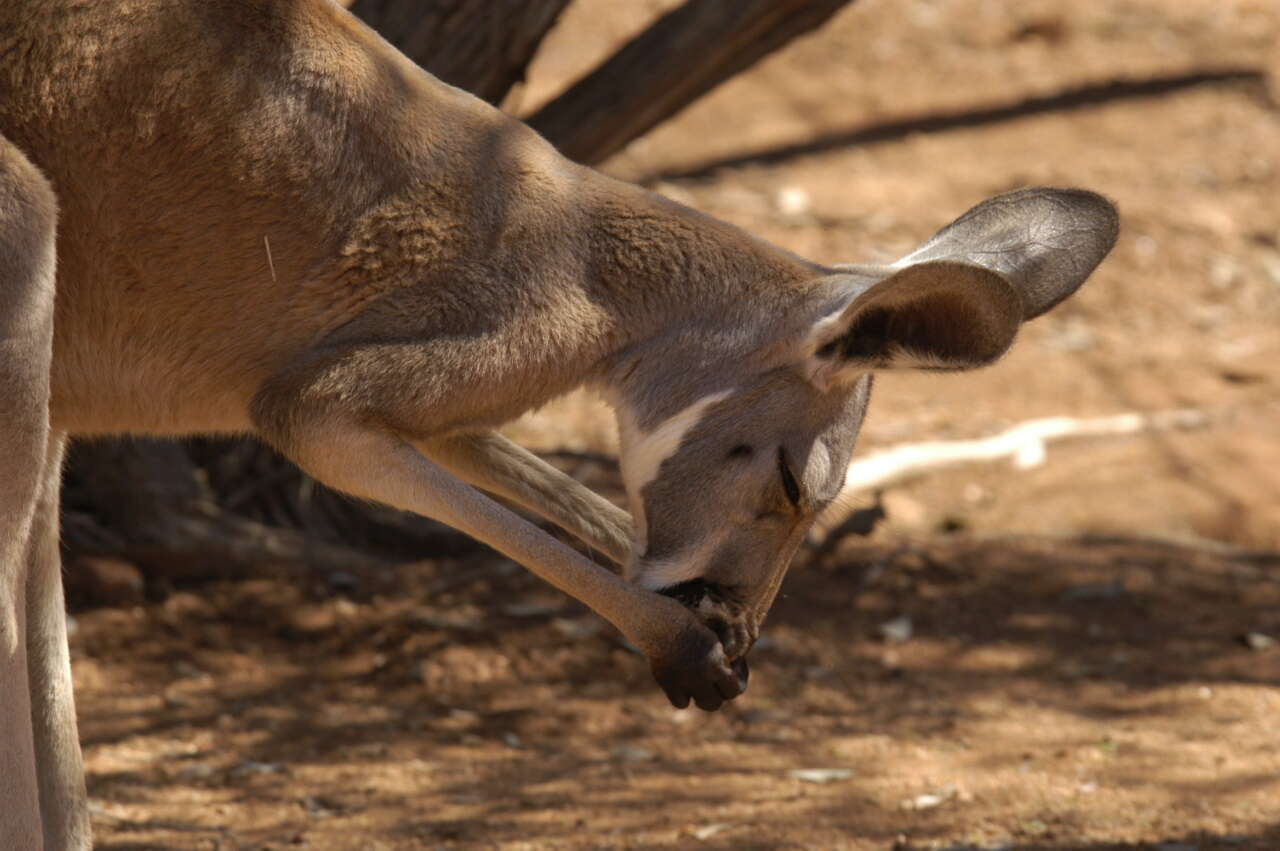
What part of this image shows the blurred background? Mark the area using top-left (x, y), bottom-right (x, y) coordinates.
top-left (76, 1), bottom-right (1280, 848)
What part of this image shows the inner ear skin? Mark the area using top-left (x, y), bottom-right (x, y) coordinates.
top-left (830, 291), bottom-right (1014, 368)
top-left (829, 306), bottom-right (892, 361)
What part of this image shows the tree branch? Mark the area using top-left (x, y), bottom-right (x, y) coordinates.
top-left (841, 409), bottom-right (1211, 494)
top-left (349, 0), bottom-right (573, 105)
top-left (528, 0), bottom-right (858, 165)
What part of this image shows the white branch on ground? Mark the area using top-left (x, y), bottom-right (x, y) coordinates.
top-left (843, 409), bottom-right (1210, 494)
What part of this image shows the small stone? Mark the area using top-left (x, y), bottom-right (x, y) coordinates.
top-left (1133, 234), bottom-right (1159, 264)
top-left (230, 759), bottom-right (283, 778)
top-left (878, 615), bottom-right (913, 644)
top-left (177, 762), bottom-right (216, 780)
top-left (693, 823), bottom-right (731, 840)
top-left (1208, 255), bottom-right (1242, 289)
top-left (1155, 844), bottom-right (1198, 851)
top-left (332, 598), bottom-right (360, 619)
top-left (502, 732), bottom-right (522, 749)
top-left (1242, 632), bottom-right (1275, 651)
top-left (901, 785), bottom-right (959, 810)
top-left (611, 744), bottom-right (656, 763)
top-left (788, 768), bottom-right (853, 784)
top-left (904, 793), bottom-right (945, 810)
top-left (775, 187), bottom-right (811, 217)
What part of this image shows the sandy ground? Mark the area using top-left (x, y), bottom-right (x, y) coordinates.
top-left (77, 0), bottom-right (1280, 848)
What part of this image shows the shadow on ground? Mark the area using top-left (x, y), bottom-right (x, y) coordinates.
top-left (73, 528), bottom-right (1280, 850)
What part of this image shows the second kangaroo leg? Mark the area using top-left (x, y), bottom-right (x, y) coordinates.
top-left (0, 135), bottom-right (62, 850)
top-left (418, 432), bottom-right (633, 565)
top-left (26, 435), bottom-right (89, 851)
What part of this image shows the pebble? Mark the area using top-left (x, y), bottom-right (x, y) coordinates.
top-left (879, 615), bottom-right (913, 644)
top-left (901, 785), bottom-right (962, 810)
top-left (611, 744), bottom-right (656, 763)
top-left (1242, 631), bottom-right (1275, 651)
top-left (775, 187), bottom-right (811, 217)
top-left (177, 762), bottom-right (216, 780)
top-left (904, 792), bottom-right (946, 810)
top-left (788, 768), bottom-right (853, 784)
top-left (230, 760), bottom-right (283, 778)
top-left (693, 823), bottom-right (731, 840)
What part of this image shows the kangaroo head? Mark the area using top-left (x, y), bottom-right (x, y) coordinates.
top-left (607, 187), bottom-right (1119, 675)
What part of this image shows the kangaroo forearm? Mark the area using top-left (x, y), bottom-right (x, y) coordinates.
top-left (419, 431), bottom-right (633, 565)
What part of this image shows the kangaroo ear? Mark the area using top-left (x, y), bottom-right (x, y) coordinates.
top-left (895, 186), bottom-right (1119, 319)
top-left (802, 187), bottom-right (1119, 388)
top-left (803, 261), bottom-right (1024, 388)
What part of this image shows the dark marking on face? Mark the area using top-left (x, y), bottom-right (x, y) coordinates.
top-left (778, 447), bottom-right (801, 507)
top-left (655, 577), bottom-right (714, 610)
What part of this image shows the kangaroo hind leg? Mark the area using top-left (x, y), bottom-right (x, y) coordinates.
top-left (0, 134), bottom-right (82, 850)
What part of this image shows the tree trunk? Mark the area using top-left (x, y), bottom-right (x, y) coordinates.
top-left (528, 0), bottom-right (858, 165)
top-left (61, 440), bottom-right (389, 585)
top-left (348, 0), bottom-right (573, 105)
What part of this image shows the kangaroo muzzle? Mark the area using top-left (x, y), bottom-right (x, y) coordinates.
top-left (656, 577), bottom-right (754, 687)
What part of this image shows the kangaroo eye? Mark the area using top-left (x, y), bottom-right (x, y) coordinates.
top-left (727, 444), bottom-right (753, 460)
top-left (778, 448), bottom-right (801, 507)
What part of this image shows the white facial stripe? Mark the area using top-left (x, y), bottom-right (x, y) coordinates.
top-left (612, 389), bottom-right (731, 567)
top-left (623, 389), bottom-right (733, 495)
top-left (635, 557), bottom-right (705, 591)
top-left (634, 524), bottom-right (730, 591)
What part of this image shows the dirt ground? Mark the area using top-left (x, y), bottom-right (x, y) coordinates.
top-left (76, 0), bottom-right (1280, 848)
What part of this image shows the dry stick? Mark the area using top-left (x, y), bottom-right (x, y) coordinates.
top-left (528, 0), bottom-right (858, 165)
top-left (841, 409), bottom-right (1211, 494)
top-left (348, 0), bottom-right (573, 106)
